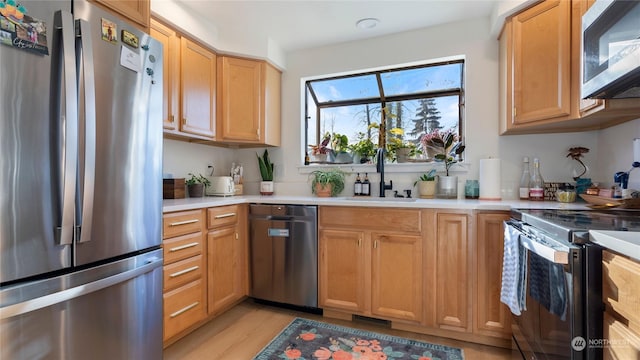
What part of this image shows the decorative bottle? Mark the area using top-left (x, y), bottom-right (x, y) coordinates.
top-left (519, 157), bottom-right (530, 200)
top-left (529, 158), bottom-right (545, 201)
top-left (354, 173), bottom-right (362, 196)
top-left (362, 173), bottom-right (371, 196)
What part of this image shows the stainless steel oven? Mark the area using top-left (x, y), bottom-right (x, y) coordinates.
top-left (582, 0), bottom-right (640, 99)
top-left (505, 218), bottom-right (597, 359)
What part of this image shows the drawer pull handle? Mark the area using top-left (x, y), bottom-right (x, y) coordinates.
top-left (168, 242), bottom-right (199, 252)
top-left (169, 219), bottom-right (199, 226)
top-left (214, 213), bottom-right (236, 219)
top-left (170, 302), bottom-right (199, 318)
top-left (169, 266), bottom-right (199, 278)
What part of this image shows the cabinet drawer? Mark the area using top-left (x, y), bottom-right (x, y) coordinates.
top-left (319, 206), bottom-right (421, 232)
top-left (207, 205), bottom-right (239, 229)
top-left (163, 210), bottom-right (205, 239)
top-left (603, 250), bottom-right (640, 332)
top-left (603, 312), bottom-right (640, 359)
top-left (163, 255), bottom-right (203, 291)
top-left (163, 279), bottom-right (206, 341)
top-left (163, 232), bottom-right (203, 264)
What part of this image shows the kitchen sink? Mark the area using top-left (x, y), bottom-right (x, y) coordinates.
top-left (343, 196), bottom-right (417, 202)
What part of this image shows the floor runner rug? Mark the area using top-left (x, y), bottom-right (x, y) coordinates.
top-left (253, 317), bottom-right (464, 360)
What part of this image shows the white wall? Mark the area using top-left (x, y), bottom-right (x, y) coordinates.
top-left (163, 14), bottom-right (640, 197)
top-left (594, 118), bottom-right (640, 190)
top-left (163, 139), bottom-right (237, 179)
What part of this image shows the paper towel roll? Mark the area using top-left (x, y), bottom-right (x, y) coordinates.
top-left (634, 138), bottom-right (640, 163)
top-left (479, 158), bottom-right (502, 200)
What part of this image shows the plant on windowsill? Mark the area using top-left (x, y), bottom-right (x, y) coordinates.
top-left (308, 133), bottom-right (331, 163)
top-left (386, 128), bottom-right (420, 163)
top-left (330, 132), bottom-right (352, 163)
top-left (309, 168), bottom-right (346, 197)
top-left (349, 132), bottom-right (376, 164)
top-left (186, 173), bottom-right (211, 198)
top-left (257, 149), bottom-right (275, 195)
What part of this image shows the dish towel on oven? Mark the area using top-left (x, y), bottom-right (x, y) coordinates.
top-left (500, 222), bottom-right (527, 315)
top-left (528, 251), bottom-right (568, 320)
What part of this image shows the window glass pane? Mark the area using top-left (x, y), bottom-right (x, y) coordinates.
top-left (309, 75), bottom-right (379, 103)
top-left (381, 63), bottom-right (462, 96)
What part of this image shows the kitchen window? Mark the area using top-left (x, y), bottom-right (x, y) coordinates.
top-left (304, 58), bottom-right (465, 165)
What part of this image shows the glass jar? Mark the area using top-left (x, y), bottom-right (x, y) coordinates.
top-left (556, 184), bottom-right (577, 203)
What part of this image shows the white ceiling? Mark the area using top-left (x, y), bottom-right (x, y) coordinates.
top-left (175, 0), bottom-right (500, 52)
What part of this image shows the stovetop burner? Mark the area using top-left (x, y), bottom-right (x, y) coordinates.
top-left (512, 209), bottom-right (640, 243)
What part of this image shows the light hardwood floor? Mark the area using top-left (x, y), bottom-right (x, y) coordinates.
top-left (164, 300), bottom-right (515, 359)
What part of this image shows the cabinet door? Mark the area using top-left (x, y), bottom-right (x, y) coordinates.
top-left (217, 57), bottom-right (262, 142)
top-left (371, 232), bottom-right (422, 322)
top-left (90, 0), bottom-right (150, 29)
top-left (435, 213), bottom-right (469, 332)
top-left (181, 38), bottom-right (216, 138)
top-left (150, 19), bottom-right (180, 131)
top-left (512, 0), bottom-right (571, 124)
top-left (207, 226), bottom-right (242, 315)
top-left (475, 213), bottom-right (511, 339)
top-left (319, 229), bottom-right (367, 313)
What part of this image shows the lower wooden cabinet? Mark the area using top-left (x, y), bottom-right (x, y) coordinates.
top-left (602, 249), bottom-right (640, 358)
top-left (474, 212), bottom-right (512, 339)
top-left (319, 207), bottom-right (422, 323)
top-left (207, 204), bottom-right (247, 316)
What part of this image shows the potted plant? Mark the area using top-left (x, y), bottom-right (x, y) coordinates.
top-left (386, 128), bottom-right (418, 163)
top-left (257, 149), bottom-right (274, 195)
top-left (330, 132), bottom-right (352, 163)
top-left (425, 130), bottom-right (465, 198)
top-left (308, 133), bottom-right (331, 163)
top-left (309, 168), bottom-right (346, 197)
top-left (349, 132), bottom-right (376, 164)
top-left (186, 173), bottom-right (211, 198)
top-left (414, 169), bottom-right (437, 199)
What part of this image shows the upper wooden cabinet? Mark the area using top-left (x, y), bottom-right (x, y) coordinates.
top-left (499, 0), bottom-right (640, 134)
top-left (217, 56), bottom-right (282, 146)
top-left (89, 0), bottom-right (150, 30)
top-left (150, 19), bottom-right (180, 132)
top-left (150, 19), bottom-right (216, 140)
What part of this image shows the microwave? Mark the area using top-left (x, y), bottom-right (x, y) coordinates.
top-left (582, 0), bottom-right (640, 99)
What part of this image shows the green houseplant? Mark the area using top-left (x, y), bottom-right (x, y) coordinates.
top-left (186, 173), bottom-right (211, 198)
top-left (257, 149), bottom-right (275, 195)
top-left (423, 130), bottom-right (465, 198)
top-left (414, 169), bottom-right (437, 199)
top-left (309, 169), bottom-right (346, 197)
top-left (330, 132), bottom-right (352, 163)
top-left (349, 132), bottom-right (376, 164)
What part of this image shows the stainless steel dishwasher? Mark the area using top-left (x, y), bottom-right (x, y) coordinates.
top-left (249, 204), bottom-right (318, 308)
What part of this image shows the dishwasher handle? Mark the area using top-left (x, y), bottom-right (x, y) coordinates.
top-left (264, 215), bottom-right (295, 221)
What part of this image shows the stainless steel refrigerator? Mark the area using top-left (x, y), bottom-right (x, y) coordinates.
top-left (0, 1), bottom-right (163, 358)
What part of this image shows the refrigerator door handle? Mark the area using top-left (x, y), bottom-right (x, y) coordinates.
top-left (0, 256), bottom-right (163, 319)
top-left (76, 19), bottom-right (96, 244)
top-left (53, 10), bottom-right (79, 246)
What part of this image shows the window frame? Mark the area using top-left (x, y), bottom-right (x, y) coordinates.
top-left (304, 58), bottom-right (465, 152)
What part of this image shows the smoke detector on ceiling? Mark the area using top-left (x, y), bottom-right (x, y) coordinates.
top-left (356, 18), bottom-right (380, 29)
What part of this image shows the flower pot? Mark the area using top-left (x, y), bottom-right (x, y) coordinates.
top-left (417, 180), bottom-right (437, 199)
top-left (314, 183), bottom-right (332, 197)
top-left (260, 181), bottom-right (274, 195)
top-left (396, 148), bottom-right (411, 163)
top-left (310, 153), bottom-right (328, 163)
top-left (187, 183), bottom-right (204, 198)
top-left (437, 175), bottom-right (458, 199)
top-left (333, 152), bottom-right (353, 164)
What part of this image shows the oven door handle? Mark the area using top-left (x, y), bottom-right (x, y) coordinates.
top-left (507, 222), bottom-right (570, 265)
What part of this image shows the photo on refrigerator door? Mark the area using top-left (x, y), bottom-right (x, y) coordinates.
top-left (0, 1), bottom-right (48, 55)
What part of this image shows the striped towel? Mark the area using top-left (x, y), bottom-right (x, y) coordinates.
top-left (500, 222), bottom-right (527, 315)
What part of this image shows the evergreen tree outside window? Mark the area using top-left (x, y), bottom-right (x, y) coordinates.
top-left (305, 58), bottom-right (464, 164)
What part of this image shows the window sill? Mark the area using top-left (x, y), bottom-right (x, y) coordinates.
top-left (297, 162), bottom-right (470, 174)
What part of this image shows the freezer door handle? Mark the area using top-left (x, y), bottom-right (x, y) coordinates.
top-left (76, 19), bottom-right (96, 244)
top-left (53, 10), bottom-right (79, 246)
top-left (0, 257), bottom-right (162, 319)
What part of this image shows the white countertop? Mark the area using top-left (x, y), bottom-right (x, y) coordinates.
top-left (589, 230), bottom-right (640, 262)
top-left (163, 195), bottom-right (591, 213)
